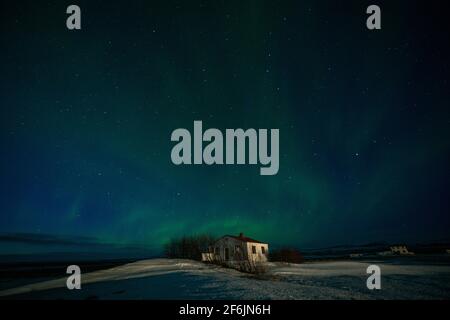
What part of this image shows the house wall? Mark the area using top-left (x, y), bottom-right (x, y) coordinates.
top-left (201, 253), bottom-right (214, 262)
top-left (246, 242), bottom-right (269, 263)
top-left (213, 237), bottom-right (246, 262)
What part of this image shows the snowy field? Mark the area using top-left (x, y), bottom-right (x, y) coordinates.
top-left (1, 258), bottom-right (449, 299)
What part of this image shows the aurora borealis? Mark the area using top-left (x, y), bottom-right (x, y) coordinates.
top-left (1, 0), bottom-right (449, 254)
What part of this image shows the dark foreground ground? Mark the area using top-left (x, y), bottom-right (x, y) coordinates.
top-left (1, 256), bottom-right (449, 300)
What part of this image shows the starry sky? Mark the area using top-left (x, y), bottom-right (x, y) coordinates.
top-left (1, 0), bottom-right (449, 253)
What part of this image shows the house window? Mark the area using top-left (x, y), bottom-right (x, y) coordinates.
top-left (252, 245), bottom-right (256, 254)
top-left (261, 246), bottom-right (265, 254)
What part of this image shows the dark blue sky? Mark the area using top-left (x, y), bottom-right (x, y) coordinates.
top-left (1, 0), bottom-right (449, 253)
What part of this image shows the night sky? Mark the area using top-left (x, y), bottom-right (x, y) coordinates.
top-left (1, 0), bottom-right (449, 253)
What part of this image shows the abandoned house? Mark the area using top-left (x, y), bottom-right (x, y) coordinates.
top-left (202, 233), bottom-right (269, 264)
top-left (390, 245), bottom-right (414, 255)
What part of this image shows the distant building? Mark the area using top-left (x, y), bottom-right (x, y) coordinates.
top-left (376, 245), bottom-right (415, 256)
top-left (390, 245), bottom-right (414, 255)
top-left (202, 233), bottom-right (269, 264)
top-left (349, 253), bottom-right (363, 258)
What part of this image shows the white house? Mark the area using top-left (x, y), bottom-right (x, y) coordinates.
top-left (390, 245), bottom-right (414, 255)
top-left (202, 233), bottom-right (269, 265)
top-left (377, 245), bottom-right (414, 256)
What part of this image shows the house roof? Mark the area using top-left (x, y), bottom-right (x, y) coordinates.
top-left (217, 233), bottom-right (265, 244)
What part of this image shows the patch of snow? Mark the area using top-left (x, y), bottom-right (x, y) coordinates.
top-left (1, 258), bottom-right (449, 299)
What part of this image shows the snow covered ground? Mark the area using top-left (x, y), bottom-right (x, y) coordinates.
top-left (1, 258), bottom-right (449, 299)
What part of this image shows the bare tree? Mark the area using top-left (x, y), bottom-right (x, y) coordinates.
top-left (164, 234), bottom-right (215, 261)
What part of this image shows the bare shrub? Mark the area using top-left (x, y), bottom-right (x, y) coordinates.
top-left (269, 248), bottom-right (304, 264)
top-left (233, 255), bottom-right (267, 275)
